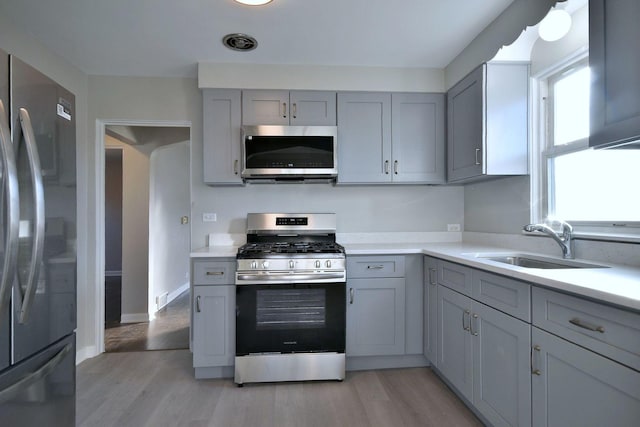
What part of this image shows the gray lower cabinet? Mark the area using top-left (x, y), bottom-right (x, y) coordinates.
top-left (423, 256), bottom-right (438, 365)
top-left (337, 92), bottom-right (445, 184)
top-left (589, 0), bottom-right (640, 148)
top-left (531, 327), bottom-right (640, 427)
top-left (436, 260), bottom-right (532, 427)
top-left (346, 255), bottom-right (407, 356)
top-left (446, 62), bottom-right (529, 183)
top-left (346, 277), bottom-right (405, 356)
top-left (192, 284), bottom-right (235, 368)
top-left (242, 90), bottom-right (336, 126)
top-left (202, 89), bottom-right (243, 185)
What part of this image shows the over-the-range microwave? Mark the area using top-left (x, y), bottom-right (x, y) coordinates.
top-left (240, 125), bottom-right (338, 182)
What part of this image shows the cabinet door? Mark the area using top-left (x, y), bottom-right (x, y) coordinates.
top-left (472, 301), bottom-right (531, 427)
top-left (192, 285), bottom-right (235, 367)
top-left (532, 327), bottom-right (640, 427)
top-left (423, 257), bottom-right (438, 366)
top-left (346, 277), bottom-right (405, 356)
top-left (337, 92), bottom-right (392, 183)
top-left (589, 0), bottom-right (640, 148)
top-left (447, 65), bottom-right (484, 182)
top-left (242, 90), bottom-right (289, 125)
top-left (437, 285), bottom-right (473, 401)
top-left (290, 91), bottom-right (336, 126)
top-left (391, 93), bottom-right (445, 183)
top-left (202, 89), bottom-right (243, 185)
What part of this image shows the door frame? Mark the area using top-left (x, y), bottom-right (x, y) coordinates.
top-left (94, 119), bottom-right (191, 354)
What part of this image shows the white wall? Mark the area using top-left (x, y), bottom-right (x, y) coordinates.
top-left (0, 10), bottom-right (93, 359)
top-left (149, 141), bottom-right (190, 314)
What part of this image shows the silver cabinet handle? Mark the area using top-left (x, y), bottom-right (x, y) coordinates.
top-left (462, 309), bottom-right (470, 331)
top-left (292, 103), bottom-right (297, 119)
top-left (17, 108), bottom-right (45, 325)
top-left (569, 318), bottom-right (605, 333)
top-left (428, 267), bottom-right (436, 285)
top-left (531, 345), bottom-right (541, 376)
top-left (196, 295), bottom-right (201, 313)
top-left (0, 100), bottom-right (19, 323)
top-left (367, 265), bottom-right (384, 270)
top-left (475, 148), bottom-right (481, 165)
top-left (0, 342), bottom-right (72, 404)
top-left (206, 271), bottom-right (224, 276)
top-left (384, 160), bottom-right (390, 174)
top-left (349, 288), bottom-right (354, 304)
top-left (282, 102), bottom-right (287, 118)
top-left (470, 313), bottom-right (479, 336)
top-left (234, 159), bottom-right (239, 175)
top-left (394, 160), bottom-right (398, 174)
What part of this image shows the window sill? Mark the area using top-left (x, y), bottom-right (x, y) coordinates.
top-left (572, 231), bottom-right (640, 244)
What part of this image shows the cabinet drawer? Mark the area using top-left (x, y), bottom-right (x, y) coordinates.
top-left (437, 260), bottom-right (472, 296)
top-left (472, 270), bottom-right (530, 322)
top-left (347, 256), bottom-right (405, 278)
top-left (193, 261), bottom-right (235, 285)
top-left (532, 287), bottom-right (640, 371)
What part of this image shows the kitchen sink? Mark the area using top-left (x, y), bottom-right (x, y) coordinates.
top-left (473, 253), bottom-right (609, 269)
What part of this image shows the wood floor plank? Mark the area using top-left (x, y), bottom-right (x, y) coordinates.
top-left (76, 351), bottom-right (483, 427)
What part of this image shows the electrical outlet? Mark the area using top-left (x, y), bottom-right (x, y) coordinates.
top-left (202, 213), bottom-right (217, 222)
top-left (447, 224), bottom-right (461, 232)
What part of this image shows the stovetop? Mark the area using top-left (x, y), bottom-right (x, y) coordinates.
top-left (237, 241), bottom-right (345, 259)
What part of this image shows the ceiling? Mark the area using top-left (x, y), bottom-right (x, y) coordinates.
top-left (0, 0), bottom-right (516, 78)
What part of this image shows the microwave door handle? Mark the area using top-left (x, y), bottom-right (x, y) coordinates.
top-left (0, 101), bottom-right (19, 321)
top-left (16, 108), bottom-right (46, 324)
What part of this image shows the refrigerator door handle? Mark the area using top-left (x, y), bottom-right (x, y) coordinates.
top-left (0, 100), bottom-right (19, 321)
top-left (0, 342), bottom-right (72, 404)
top-left (16, 108), bottom-right (45, 324)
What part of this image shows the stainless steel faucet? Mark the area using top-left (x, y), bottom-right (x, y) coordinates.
top-left (523, 220), bottom-right (574, 259)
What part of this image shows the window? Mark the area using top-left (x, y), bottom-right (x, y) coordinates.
top-left (535, 57), bottom-right (640, 237)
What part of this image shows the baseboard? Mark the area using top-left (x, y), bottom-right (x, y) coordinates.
top-left (105, 270), bottom-right (122, 277)
top-left (156, 282), bottom-right (189, 311)
top-left (120, 313), bottom-right (149, 323)
top-left (346, 354), bottom-right (429, 371)
top-left (76, 345), bottom-right (99, 365)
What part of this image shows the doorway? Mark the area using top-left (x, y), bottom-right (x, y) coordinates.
top-left (102, 124), bottom-right (191, 352)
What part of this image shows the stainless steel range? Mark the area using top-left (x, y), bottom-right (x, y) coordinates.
top-left (234, 213), bottom-right (346, 385)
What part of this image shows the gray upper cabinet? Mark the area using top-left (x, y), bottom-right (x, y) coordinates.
top-left (589, 0), bottom-right (640, 148)
top-left (391, 93), bottom-right (446, 183)
top-left (242, 90), bottom-right (336, 126)
top-left (202, 89), bottom-right (243, 185)
top-left (337, 92), bottom-right (445, 184)
top-left (337, 92), bottom-right (392, 183)
top-left (447, 62), bottom-right (529, 183)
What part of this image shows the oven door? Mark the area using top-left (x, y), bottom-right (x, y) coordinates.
top-left (236, 282), bottom-right (345, 356)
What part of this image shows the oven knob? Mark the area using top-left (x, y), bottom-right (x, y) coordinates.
top-left (262, 261), bottom-right (269, 269)
top-left (251, 261), bottom-right (257, 269)
top-left (315, 260), bottom-right (321, 268)
top-left (289, 260), bottom-right (295, 269)
top-left (326, 260), bottom-right (332, 268)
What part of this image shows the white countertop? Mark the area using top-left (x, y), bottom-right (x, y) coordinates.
top-left (192, 240), bottom-right (640, 311)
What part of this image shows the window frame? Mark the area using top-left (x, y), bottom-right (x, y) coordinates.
top-left (531, 50), bottom-right (640, 242)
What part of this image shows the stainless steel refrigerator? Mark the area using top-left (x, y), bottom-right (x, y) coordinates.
top-left (0, 48), bottom-right (76, 426)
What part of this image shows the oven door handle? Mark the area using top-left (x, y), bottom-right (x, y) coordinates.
top-left (236, 273), bottom-right (345, 283)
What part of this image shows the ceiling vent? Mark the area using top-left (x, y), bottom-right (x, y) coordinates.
top-left (223, 33), bottom-right (258, 51)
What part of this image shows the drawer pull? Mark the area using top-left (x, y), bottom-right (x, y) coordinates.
top-left (569, 318), bottom-right (605, 333)
top-left (531, 345), bottom-right (541, 376)
top-left (366, 265), bottom-right (384, 270)
top-left (349, 288), bottom-right (354, 304)
top-left (206, 271), bottom-right (225, 276)
top-left (196, 295), bottom-right (201, 313)
top-left (470, 313), bottom-right (479, 336)
top-left (428, 267), bottom-right (436, 285)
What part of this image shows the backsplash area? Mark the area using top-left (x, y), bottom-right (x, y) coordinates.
top-left (464, 232), bottom-right (640, 268)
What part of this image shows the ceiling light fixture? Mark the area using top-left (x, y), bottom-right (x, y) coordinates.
top-left (234, 0), bottom-right (273, 5)
top-left (538, 9), bottom-right (572, 42)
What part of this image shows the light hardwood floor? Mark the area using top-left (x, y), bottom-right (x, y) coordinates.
top-left (77, 350), bottom-right (482, 427)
